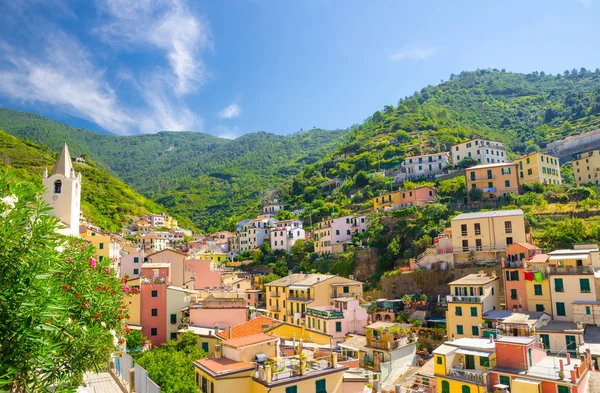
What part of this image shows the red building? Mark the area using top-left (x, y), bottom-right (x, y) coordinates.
top-left (140, 263), bottom-right (170, 347)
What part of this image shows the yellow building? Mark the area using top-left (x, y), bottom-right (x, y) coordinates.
top-left (164, 215), bottom-right (178, 230)
top-left (523, 254), bottom-right (552, 315)
top-left (574, 149), bottom-right (600, 185)
top-left (265, 274), bottom-right (363, 325)
top-left (125, 277), bottom-right (141, 328)
top-left (372, 186), bottom-right (436, 212)
top-left (446, 272), bottom-right (500, 339)
top-left (266, 322), bottom-right (333, 345)
top-left (79, 226), bottom-right (121, 267)
top-left (194, 334), bottom-right (347, 393)
top-left (450, 209), bottom-right (527, 265)
top-left (195, 251), bottom-right (228, 264)
top-left (433, 338), bottom-right (496, 393)
top-left (514, 152), bottom-right (562, 186)
top-left (465, 162), bottom-right (520, 200)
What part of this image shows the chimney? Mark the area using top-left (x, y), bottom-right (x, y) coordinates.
top-left (566, 353), bottom-right (571, 365)
top-left (215, 344), bottom-right (221, 359)
top-left (332, 352), bottom-right (338, 368)
top-left (559, 359), bottom-right (564, 371)
top-left (570, 370), bottom-right (577, 383)
top-left (213, 325), bottom-right (219, 335)
top-left (228, 326), bottom-right (232, 339)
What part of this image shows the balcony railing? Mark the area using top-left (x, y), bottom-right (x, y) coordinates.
top-left (469, 176), bottom-right (495, 181)
top-left (549, 265), bottom-right (595, 275)
top-left (271, 306), bottom-right (281, 312)
top-left (306, 308), bottom-right (344, 318)
top-left (504, 260), bottom-right (523, 268)
top-left (270, 292), bottom-right (282, 298)
top-left (453, 245), bottom-right (505, 253)
top-left (288, 295), bottom-right (312, 302)
top-left (447, 295), bottom-right (482, 303)
top-left (446, 367), bottom-right (486, 384)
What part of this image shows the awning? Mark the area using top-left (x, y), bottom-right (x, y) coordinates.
top-left (456, 348), bottom-right (492, 357)
top-left (289, 285), bottom-right (310, 290)
top-left (549, 254), bottom-right (589, 261)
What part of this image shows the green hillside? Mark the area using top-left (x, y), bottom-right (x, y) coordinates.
top-left (0, 130), bottom-right (178, 232)
top-left (283, 68), bottom-right (600, 217)
top-left (0, 109), bottom-right (347, 230)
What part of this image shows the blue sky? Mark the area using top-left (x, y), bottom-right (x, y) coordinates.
top-left (0, 0), bottom-right (598, 137)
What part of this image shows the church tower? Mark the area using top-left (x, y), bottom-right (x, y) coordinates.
top-left (42, 144), bottom-right (81, 237)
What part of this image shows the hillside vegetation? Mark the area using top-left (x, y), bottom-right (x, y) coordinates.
top-left (0, 109), bottom-right (347, 230)
top-left (0, 130), bottom-right (174, 231)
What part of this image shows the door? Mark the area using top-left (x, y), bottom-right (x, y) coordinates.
top-left (540, 334), bottom-right (550, 351)
top-left (465, 354), bottom-right (475, 369)
top-left (566, 335), bottom-right (577, 354)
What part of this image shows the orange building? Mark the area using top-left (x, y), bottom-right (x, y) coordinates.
top-left (373, 186), bottom-right (436, 211)
top-left (503, 242), bottom-right (541, 311)
top-left (465, 162), bottom-right (520, 200)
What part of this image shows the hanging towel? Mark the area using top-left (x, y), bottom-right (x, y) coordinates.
top-left (534, 272), bottom-right (543, 282)
top-left (524, 272), bottom-right (534, 281)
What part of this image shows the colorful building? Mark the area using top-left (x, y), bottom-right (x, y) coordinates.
top-left (446, 272), bottom-right (501, 339)
top-left (372, 186), bottom-right (436, 212)
top-left (265, 274), bottom-right (363, 325)
top-left (313, 215), bottom-right (367, 255)
top-left (120, 249), bottom-right (145, 278)
top-left (451, 138), bottom-right (507, 165)
top-left (80, 226), bottom-right (121, 267)
top-left (574, 149), bottom-right (600, 185)
top-left (270, 219), bottom-right (305, 253)
top-left (433, 337), bottom-right (496, 393)
top-left (137, 234), bottom-right (168, 252)
top-left (503, 242), bottom-right (541, 311)
top-left (189, 296), bottom-right (248, 330)
top-left (450, 209), bottom-right (527, 265)
top-left (524, 253), bottom-right (552, 314)
top-left (514, 152), bottom-right (562, 185)
top-left (465, 162), bottom-right (520, 200)
top-left (305, 298), bottom-right (368, 343)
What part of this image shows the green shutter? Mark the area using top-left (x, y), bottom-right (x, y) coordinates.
top-left (285, 387), bottom-right (298, 393)
top-left (202, 342), bottom-right (209, 352)
top-left (479, 356), bottom-right (490, 367)
top-left (555, 278), bottom-right (564, 292)
top-left (336, 321), bottom-right (342, 332)
top-left (457, 325), bottom-right (464, 335)
top-left (580, 278), bottom-right (591, 293)
top-left (472, 326), bottom-right (479, 336)
top-left (441, 381), bottom-right (450, 393)
top-left (456, 306), bottom-right (462, 316)
top-left (316, 379), bottom-right (326, 393)
top-left (557, 302), bottom-right (566, 316)
top-left (470, 307), bottom-right (477, 317)
top-left (499, 375), bottom-right (510, 386)
top-left (534, 284), bottom-right (542, 296)
top-left (437, 356), bottom-right (443, 365)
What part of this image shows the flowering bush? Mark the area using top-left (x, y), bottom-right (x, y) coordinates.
top-left (0, 172), bottom-right (129, 391)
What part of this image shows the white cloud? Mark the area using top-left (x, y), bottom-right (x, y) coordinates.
top-left (218, 103), bottom-right (241, 120)
top-left (0, 35), bottom-right (136, 135)
top-left (96, 0), bottom-right (211, 95)
top-left (389, 46), bottom-right (437, 62)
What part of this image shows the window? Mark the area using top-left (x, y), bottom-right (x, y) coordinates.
top-left (461, 224), bottom-right (468, 236)
top-left (479, 356), bottom-right (490, 367)
top-left (285, 387), bottom-right (297, 393)
top-left (504, 221), bottom-right (512, 234)
top-left (316, 379), bottom-right (326, 393)
top-left (456, 306), bottom-right (462, 316)
top-left (54, 180), bottom-right (62, 194)
top-left (336, 230), bottom-right (340, 236)
top-left (151, 308), bottom-right (158, 317)
top-left (441, 381), bottom-right (450, 393)
top-left (170, 314), bottom-right (177, 324)
top-left (151, 328), bottom-right (157, 336)
top-left (536, 304), bottom-right (545, 312)
top-left (436, 356), bottom-right (443, 365)
top-left (557, 386), bottom-right (569, 393)
top-left (499, 375), bottom-right (511, 386)
top-left (152, 290), bottom-right (158, 297)
top-left (506, 237), bottom-right (513, 245)
top-left (510, 289), bottom-right (517, 300)
top-left (555, 278), bottom-right (564, 292)
top-left (580, 278), bottom-right (591, 293)
top-left (343, 286), bottom-right (349, 293)
top-left (170, 333), bottom-right (177, 340)
top-left (336, 321), bottom-right (342, 332)
top-left (202, 342), bottom-right (209, 352)
top-left (586, 306), bottom-right (591, 315)
top-left (456, 325), bottom-right (464, 335)
top-left (474, 223), bottom-right (481, 235)
top-left (133, 268), bottom-right (139, 275)
top-left (556, 302), bottom-right (566, 316)
top-left (506, 271), bottom-right (519, 281)
top-left (99, 243), bottom-right (104, 250)
top-left (134, 257), bottom-right (139, 263)
top-left (470, 307), bottom-right (477, 317)
top-left (462, 240), bottom-right (468, 252)
top-left (534, 284), bottom-right (542, 296)
top-left (505, 180), bottom-right (510, 187)
top-left (470, 171), bottom-right (475, 181)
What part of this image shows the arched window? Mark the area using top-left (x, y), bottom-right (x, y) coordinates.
top-left (441, 380), bottom-right (450, 393)
top-left (461, 385), bottom-right (471, 393)
top-left (54, 180), bottom-right (62, 194)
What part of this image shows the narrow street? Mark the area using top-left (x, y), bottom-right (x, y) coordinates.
top-left (78, 372), bottom-right (123, 393)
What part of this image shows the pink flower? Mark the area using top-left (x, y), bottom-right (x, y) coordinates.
top-left (65, 257), bottom-right (73, 263)
top-left (83, 301), bottom-right (90, 309)
top-left (88, 257), bottom-right (97, 267)
top-left (121, 277), bottom-right (128, 284)
top-left (121, 285), bottom-right (130, 293)
top-left (84, 241), bottom-right (90, 246)
top-left (104, 268), bottom-right (110, 274)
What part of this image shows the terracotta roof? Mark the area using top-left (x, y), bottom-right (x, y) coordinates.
top-left (222, 333), bottom-right (276, 348)
top-left (194, 357), bottom-right (254, 375)
top-left (216, 316), bottom-right (279, 340)
top-left (513, 242), bottom-right (538, 250)
top-left (529, 254), bottom-right (549, 263)
top-left (146, 248), bottom-right (188, 257)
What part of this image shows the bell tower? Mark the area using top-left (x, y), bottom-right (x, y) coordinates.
top-left (42, 144), bottom-right (81, 237)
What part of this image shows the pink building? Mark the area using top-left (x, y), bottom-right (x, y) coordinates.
top-left (189, 295), bottom-right (248, 330)
top-left (503, 242), bottom-right (541, 311)
top-left (120, 250), bottom-right (145, 278)
top-left (185, 258), bottom-right (222, 290)
top-left (305, 298), bottom-right (368, 343)
top-left (140, 264), bottom-right (170, 347)
top-left (270, 219), bottom-right (305, 253)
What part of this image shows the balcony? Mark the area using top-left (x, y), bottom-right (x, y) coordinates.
top-left (549, 265), bottom-right (595, 275)
top-left (504, 260), bottom-right (523, 268)
top-left (270, 292), bottom-right (282, 298)
top-left (453, 245), bottom-right (505, 253)
top-left (306, 308), bottom-right (344, 318)
top-left (288, 295), bottom-right (313, 302)
top-left (469, 176), bottom-right (495, 182)
top-left (446, 367), bottom-right (486, 385)
top-left (482, 187), bottom-right (496, 193)
top-left (271, 306), bottom-right (281, 312)
top-left (141, 276), bottom-right (166, 284)
top-left (447, 295), bottom-right (482, 303)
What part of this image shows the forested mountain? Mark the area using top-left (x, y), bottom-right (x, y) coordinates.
top-left (282, 68), bottom-right (600, 219)
top-left (0, 130), bottom-right (175, 231)
top-left (0, 109), bottom-right (347, 230)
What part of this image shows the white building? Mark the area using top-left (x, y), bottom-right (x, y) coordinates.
top-left (42, 144), bottom-right (81, 237)
top-left (451, 138), bottom-right (507, 165)
top-left (238, 216), bottom-right (278, 252)
top-left (314, 215), bottom-right (367, 255)
top-left (270, 219), bottom-right (305, 253)
top-left (402, 152), bottom-right (450, 178)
